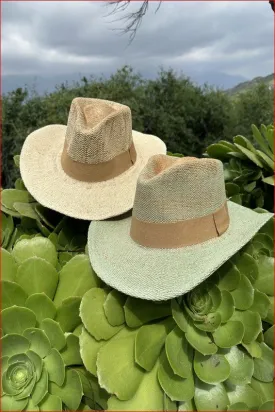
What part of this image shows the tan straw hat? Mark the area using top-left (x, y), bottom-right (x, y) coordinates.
top-left (88, 154), bottom-right (273, 300)
top-left (19, 98), bottom-right (166, 220)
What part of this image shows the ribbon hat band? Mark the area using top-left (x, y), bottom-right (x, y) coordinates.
top-left (61, 142), bottom-right (137, 182)
top-left (130, 202), bottom-right (230, 249)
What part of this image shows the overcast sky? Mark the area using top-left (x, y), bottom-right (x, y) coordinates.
top-left (2, 0), bottom-right (274, 80)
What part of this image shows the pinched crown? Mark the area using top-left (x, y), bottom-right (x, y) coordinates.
top-left (64, 98), bottom-right (133, 164)
top-left (132, 155), bottom-right (227, 223)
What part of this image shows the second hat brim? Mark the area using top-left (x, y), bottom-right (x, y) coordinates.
top-left (87, 202), bottom-right (273, 300)
top-left (20, 125), bottom-right (166, 220)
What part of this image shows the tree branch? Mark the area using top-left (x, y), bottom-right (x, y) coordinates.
top-left (105, 0), bottom-right (162, 43)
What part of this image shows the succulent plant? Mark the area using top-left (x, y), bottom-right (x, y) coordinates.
top-left (79, 216), bottom-right (274, 411)
top-left (205, 124), bottom-right (274, 212)
top-left (1, 155), bottom-right (89, 256)
top-left (1, 236), bottom-right (108, 411)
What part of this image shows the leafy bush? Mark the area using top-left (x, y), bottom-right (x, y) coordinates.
top-left (2, 66), bottom-right (273, 188)
top-left (206, 124), bottom-right (274, 212)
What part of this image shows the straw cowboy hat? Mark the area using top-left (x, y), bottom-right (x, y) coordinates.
top-left (20, 98), bottom-right (166, 220)
top-left (88, 155), bottom-right (273, 300)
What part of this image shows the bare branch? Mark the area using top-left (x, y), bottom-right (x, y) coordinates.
top-left (105, 0), bottom-right (162, 43)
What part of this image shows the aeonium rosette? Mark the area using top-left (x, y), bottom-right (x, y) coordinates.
top-left (1, 236), bottom-right (108, 411)
top-left (78, 217), bottom-right (274, 411)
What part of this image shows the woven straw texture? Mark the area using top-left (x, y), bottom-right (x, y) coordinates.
top-left (65, 98), bottom-right (133, 163)
top-left (88, 155), bottom-right (272, 300)
top-left (88, 202), bottom-right (272, 300)
top-left (133, 155), bottom-right (226, 223)
top-left (20, 98), bottom-right (166, 220)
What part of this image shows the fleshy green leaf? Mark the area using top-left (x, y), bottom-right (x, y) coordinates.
top-left (194, 380), bottom-right (229, 411)
top-left (41, 318), bottom-right (66, 351)
top-left (242, 341), bottom-right (262, 358)
top-left (79, 327), bottom-right (105, 376)
top-left (231, 310), bottom-right (262, 344)
top-left (44, 348), bottom-right (65, 386)
top-left (178, 399), bottom-right (196, 411)
top-left (186, 322), bottom-right (217, 355)
top-left (31, 367), bottom-right (48, 405)
top-left (253, 233), bottom-right (273, 253)
top-left (1, 189), bottom-right (34, 211)
top-left (1, 334), bottom-right (30, 357)
top-left (12, 237), bottom-right (57, 266)
top-left (124, 296), bottom-right (171, 328)
top-left (2, 306), bottom-right (36, 335)
top-left (108, 361), bottom-right (164, 411)
top-left (212, 321), bottom-right (244, 348)
top-left (60, 333), bottom-right (83, 366)
top-left (23, 328), bottom-right (51, 358)
top-left (2, 248), bottom-right (18, 282)
top-left (74, 366), bottom-right (109, 410)
top-left (103, 290), bottom-right (126, 326)
top-left (234, 143), bottom-right (264, 167)
top-left (53, 255), bottom-right (101, 306)
top-left (249, 289), bottom-right (271, 318)
top-left (135, 318), bottom-right (174, 372)
top-left (165, 326), bottom-right (193, 378)
top-left (97, 331), bottom-right (144, 400)
top-left (194, 352), bottom-right (230, 384)
top-left (2, 280), bottom-right (28, 310)
top-left (231, 274), bottom-right (254, 310)
top-left (1, 395), bottom-right (28, 411)
top-left (158, 350), bottom-right (194, 402)
top-left (194, 312), bottom-right (222, 332)
top-left (223, 345), bottom-right (254, 385)
top-left (265, 296), bottom-right (274, 324)
top-left (226, 382), bottom-right (262, 409)
top-left (217, 290), bottom-right (235, 323)
top-left (16, 257), bottom-right (58, 300)
top-left (39, 394), bottom-right (63, 411)
top-left (80, 288), bottom-right (123, 341)
top-left (25, 293), bottom-right (57, 325)
top-left (171, 299), bottom-right (188, 332)
top-left (49, 369), bottom-right (83, 410)
top-left (253, 343), bottom-right (274, 382)
top-left (258, 400), bottom-right (275, 411)
top-left (263, 325), bottom-right (274, 349)
top-left (227, 402), bottom-right (249, 411)
top-left (218, 261), bottom-right (240, 291)
top-left (254, 256), bottom-right (274, 296)
top-left (55, 297), bottom-right (82, 333)
top-left (250, 377), bottom-right (274, 403)
top-left (234, 253), bottom-right (259, 284)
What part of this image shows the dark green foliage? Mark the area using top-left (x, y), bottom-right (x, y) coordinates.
top-left (206, 124), bottom-right (274, 212)
top-left (2, 66), bottom-right (273, 188)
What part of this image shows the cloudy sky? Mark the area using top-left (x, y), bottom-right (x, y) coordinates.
top-left (2, 0), bottom-right (274, 83)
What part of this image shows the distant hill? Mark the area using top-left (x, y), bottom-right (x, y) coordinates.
top-left (2, 70), bottom-right (246, 96)
top-left (227, 73), bottom-right (273, 95)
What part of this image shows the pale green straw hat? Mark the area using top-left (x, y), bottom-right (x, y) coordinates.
top-left (88, 155), bottom-right (273, 300)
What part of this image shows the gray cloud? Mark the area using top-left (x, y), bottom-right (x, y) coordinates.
top-left (2, 1), bottom-right (273, 80)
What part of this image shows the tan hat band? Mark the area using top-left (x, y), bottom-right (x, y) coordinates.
top-left (61, 142), bottom-right (137, 182)
top-left (130, 202), bottom-right (229, 249)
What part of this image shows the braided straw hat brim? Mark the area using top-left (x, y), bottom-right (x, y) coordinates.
top-left (88, 202), bottom-right (273, 300)
top-left (20, 125), bottom-right (166, 220)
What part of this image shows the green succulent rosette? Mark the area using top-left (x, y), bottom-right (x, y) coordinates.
top-left (1, 236), bottom-right (108, 411)
top-left (79, 218), bottom-right (274, 411)
top-left (206, 124), bottom-right (274, 211)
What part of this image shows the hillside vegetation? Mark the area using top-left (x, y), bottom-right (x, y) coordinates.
top-left (2, 66), bottom-right (273, 188)
top-left (228, 73), bottom-right (274, 95)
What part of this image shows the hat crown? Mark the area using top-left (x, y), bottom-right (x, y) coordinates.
top-left (133, 155), bottom-right (226, 223)
top-left (65, 98), bottom-right (133, 164)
